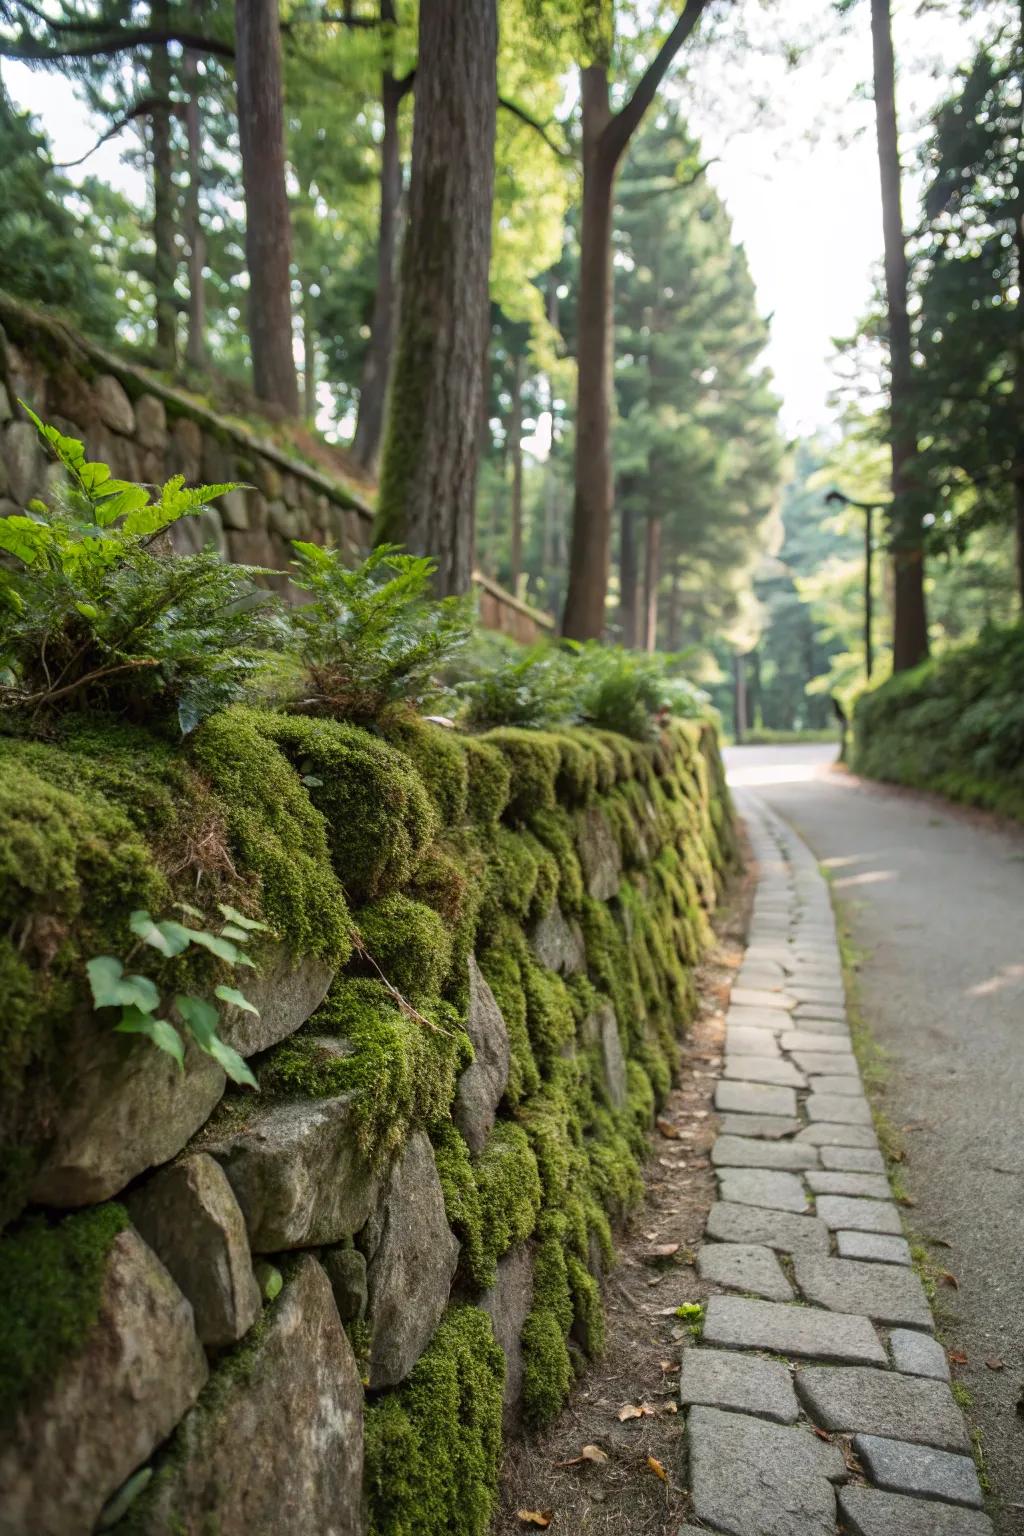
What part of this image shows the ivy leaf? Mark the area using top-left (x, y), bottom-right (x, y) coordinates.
top-left (175, 994), bottom-right (258, 1088)
top-left (0, 515), bottom-right (51, 565)
top-left (115, 1005), bottom-right (185, 1071)
top-left (174, 899), bottom-right (204, 919)
top-left (188, 930), bottom-right (244, 964)
top-left (219, 923), bottom-right (252, 943)
top-left (214, 985), bottom-right (260, 1015)
top-left (217, 903), bottom-right (270, 933)
top-left (86, 956), bottom-right (160, 1013)
top-left (129, 909), bottom-right (192, 958)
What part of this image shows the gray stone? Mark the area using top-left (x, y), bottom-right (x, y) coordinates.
top-left (134, 392), bottom-right (167, 450)
top-left (31, 1018), bottom-right (225, 1207)
top-left (712, 1135), bottom-right (818, 1171)
top-left (730, 986), bottom-right (796, 1011)
top-left (706, 1202), bottom-right (830, 1255)
top-left (704, 1294), bottom-right (886, 1364)
top-left (781, 1030), bottom-right (851, 1053)
top-left (726, 1005), bottom-right (791, 1031)
top-left (806, 1074), bottom-right (865, 1097)
top-left (889, 1328), bottom-right (950, 1380)
top-left (219, 488), bottom-right (250, 530)
top-left (322, 1245), bottom-right (368, 1323)
top-left (797, 1122), bottom-right (879, 1149)
top-left (454, 957), bottom-right (511, 1152)
top-left (821, 1146), bottom-right (886, 1173)
top-left (576, 805), bottom-right (622, 900)
top-left (792, 1051), bottom-right (859, 1076)
top-left (807, 1093), bottom-right (873, 1126)
top-left (715, 1080), bottom-right (797, 1118)
top-left (815, 1196), bottom-right (902, 1235)
top-left (124, 1153), bottom-right (260, 1348)
top-left (219, 945), bottom-right (336, 1057)
top-left (581, 1002), bottom-right (627, 1112)
top-left (480, 1242), bottom-right (534, 1428)
top-left (687, 1406), bottom-right (844, 1536)
top-left (680, 1347), bottom-right (798, 1422)
top-left (796, 1367), bottom-right (970, 1452)
top-left (0, 1229), bottom-right (208, 1536)
top-left (95, 373), bottom-right (135, 434)
top-left (795, 1002), bottom-right (846, 1021)
top-left (363, 1133), bottom-right (459, 1388)
top-left (807, 1170), bottom-right (891, 1200)
top-left (839, 1486), bottom-right (994, 1536)
top-left (205, 1095), bottom-right (380, 1251)
top-left (854, 1434), bottom-right (982, 1508)
top-left (3, 417), bottom-right (42, 502)
top-left (716, 1113), bottom-right (801, 1140)
top-left (726, 1026), bottom-right (782, 1055)
top-left (125, 1254), bottom-right (364, 1536)
top-left (838, 1231), bottom-right (912, 1266)
top-left (717, 1168), bottom-right (810, 1213)
top-left (793, 1256), bottom-right (932, 1328)
top-left (698, 1242), bottom-right (794, 1301)
top-left (529, 904), bottom-right (586, 975)
top-left (723, 1055), bottom-right (806, 1087)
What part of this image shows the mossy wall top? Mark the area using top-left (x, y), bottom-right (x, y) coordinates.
top-left (0, 705), bottom-right (734, 1536)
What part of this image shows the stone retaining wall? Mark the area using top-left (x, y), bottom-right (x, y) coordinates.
top-left (0, 705), bottom-right (733, 1534)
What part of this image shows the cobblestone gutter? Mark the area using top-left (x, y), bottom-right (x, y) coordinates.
top-left (680, 792), bottom-right (992, 1536)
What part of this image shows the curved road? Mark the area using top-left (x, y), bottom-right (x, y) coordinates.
top-left (725, 743), bottom-right (1024, 1534)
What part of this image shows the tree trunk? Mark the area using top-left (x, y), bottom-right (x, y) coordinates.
top-left (643, 512), bottom-right (661, 652)
top-left (302, 282), bottom-right (317, 421)
top-left (1014, 14), bottom-right (1024, 609)
top-left (150, 0), bottom-right (177, 371)
top-left (666, 560), bottom-right (681, 651)
top-left (235, 0), bottom-right (299, 416)
top-left (352, 7), bottom-right (405, 473)
top-left (871, 0), bottom-right (927, 669)
top-left (375, 0), bottom-right (498, 596)
top-left (733, 652), bottom-right (747, 744)
top-left (183, 47), bottom-right (206, 372)
top-left (562, 65), bottom-right (614, 639)
top-left (509, 350), bottom-right (524, 591)
top-left (618, 483), bottom-right (639, 647)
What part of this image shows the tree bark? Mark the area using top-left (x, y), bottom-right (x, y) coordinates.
top-left (375, 0), bottom-right (498, 596)
top-left (352, 4), bottom-right (406, 472)
top-left (871, 0), bottom-right (927, 669)
top-left (666, 559), bottom-right (681, 650)
top-left (1013, 7), bottom-right (1024, 608)
top-left (618, 482), bottom-right (639, 646)
top-left (643, 511), bottom-right (661, 651)
top-left (509, 350), bottom-right (524, 591)
top-left (150, 0), bottom-right (177, 371)
top-left (302, 282), bottom-right (317, 421)
top-left (183, 47), bottom-right (206, 372)
top-left (235, 0), bottom-right (299, 415)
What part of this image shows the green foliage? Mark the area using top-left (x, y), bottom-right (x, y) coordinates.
top-left (363, 1306), bottom-right (505, 1536)
top-left (0, 1203), bottom-right (128, 1423)
top-left (288, 543), bottom-right (472, 725)
top-left (573, 643), bottom-right (710, 741)
top-left (0, 409), bottom-right (279, 734)
top-left (86, 901), bottom-right (270, 1087)
top-left (460, 641), bottom-right (578, 729)
top-left (854, 623), bottom-right (1024, 820)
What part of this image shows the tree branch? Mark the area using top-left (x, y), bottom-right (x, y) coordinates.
top-left (7, 0), bottom-right (133, 33)
top-left (498, 95), bottom-right (571, 159)
top-left (0, 26), bottom-right (235, 63)
top-left (50, 95), bottom-right (174, 166)
top-left (601, 0), bottom-right (710, 166)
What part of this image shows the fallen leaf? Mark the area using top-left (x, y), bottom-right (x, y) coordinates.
top-left (644, 1243), bottom-right (680, 1262)
top-left (811, 1426), bottom-right (832, 1443)
top-left (647, 1456), bottom-right (668, 1481)
top-left (581, 1445), bottom-right (608, 1463)
top-left (617, 1404), bottom-right (643, 1422)
top-left (938, 1270), bottom-right (960, 1289)
top-left (897, 1193), bottom-right (917, 1207)
top-left (660, 1359), bottom-right (676, 1372)
top-left (656, 1117), bottom-right (681, 1139)
top-left (986, 1357), bottom-right (1005, 1371)
top-left (948, 1349), bottom-right (968, 1365)
top-left (658, 1400), bottom-right (679, 1414)
top-left (517, 1512), bottom-right (551, 1528)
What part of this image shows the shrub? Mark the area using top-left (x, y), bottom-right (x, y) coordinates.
top-left (459, 639), bottom-right (579, 730)
top-left (572, 643), bottom-right (710, 741)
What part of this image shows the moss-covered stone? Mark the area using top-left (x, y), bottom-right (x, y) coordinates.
top-left (462, 737), bottom-right (511, 827)
top-left (363, 1305), bottom-right (505, 1536)
top-left (381, 714), bottom-right (469, 828)
top-left (481, 728), bottom-right (561, 820)
top-left (433, 1121), bottom-right (541, 1291)
top-left (354, 892), bottom-right (453, 1003)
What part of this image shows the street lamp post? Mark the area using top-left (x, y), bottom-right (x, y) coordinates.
top-left (825, 489), bottom-right (890, 682)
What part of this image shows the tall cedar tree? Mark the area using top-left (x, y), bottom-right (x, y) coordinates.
top-left (870, 0), bottom-right (928, 668)
top-left (561, 0), bottom-right (710, 640)
top-left (375, 0), bottom-right (498, 596)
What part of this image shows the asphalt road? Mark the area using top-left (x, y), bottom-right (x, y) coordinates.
top-left (725, 743), bottom-right (1024, 1534)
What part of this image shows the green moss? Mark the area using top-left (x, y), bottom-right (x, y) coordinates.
top-left (480, 825), bottom-right (541, 926)
top-left (527, 807), bottom-right (585, 914)
top-left (364, 1305), bottom-right (505, 1536)
top-left (254, 711), bottom-right (437, 903)
top-left (481, 728), bottom-right (560, 821)
top-left (566, 1253), bottom-right (605, 1359)
top-left (381, 715), bottom-right (469, 828)
top-left (462, 738), bottom-right (511, 826)
top-left (259, 978), bottom-right (471, 1167)
top-left (521, 958), bottom-right (576, 1068)
top-left (191, 708), bottom-right (352, 963)
top-left (549, 732), bottom-right (598, 803)
top-left (0, 1203), bottom-right (128, 1422)
top-left (520, 1219), bottom-right (576, 1429)
top-left (433, 1121), bottom-right (541, 1291)
top-left (476, 933), bottom-right (540, 1107)
top-left (355, 893), bottom-right (453, 1003)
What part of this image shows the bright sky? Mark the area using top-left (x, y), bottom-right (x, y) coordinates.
top-left (0, 0), bottom-right (990, 437)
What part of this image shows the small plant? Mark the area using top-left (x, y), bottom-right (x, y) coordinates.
top-left (288, 542), bottom-right (472, 724)
top-left (86, 901), bottom-right (271, 1086)
top-left (459, 638), bottom-right (579, 729)
top-left (572, 643), bottom-right (709, 740)
top-left (0, 405), bottom-right (282, 732)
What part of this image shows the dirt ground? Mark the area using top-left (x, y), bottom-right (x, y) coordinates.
top-left (494, 847), bottom-right (755, 1536)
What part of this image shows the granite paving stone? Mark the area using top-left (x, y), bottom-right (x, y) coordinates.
top-left (837, 1231), bottom-right (912, 1266)
top-left (889, 1328), bottom-right (950, 1380)
top-left (791, 1051), bottom-right (859, 1076)
top-left (680, 1346), bottom-right (799, 1421)
top-left (726, 1006), bottom-right (791, 1031)
top-left (806, 1170), bottom-right (892, 1200)
top-left (712, 1135), bottom-right (819, 1171)
top-left (821, 1146), bottom-right (886, 1173)
top-left (698, 1242), bottom-right (795, 1301)
top-left (716, 1113), bottom-right (802, 1140)
top-left (726, 1027), bottom-right (783, 1056)
top-left (731, 987), bottom-right (797, 1011)
top-left (838, 1486), bottom-right (994, 1535)
top-left (794, 1002), bottom-right (846, 1021)
top-left (705, 1202), bottom-right (830, 1255)
top-left (781, 1031), bottom-right (852, 1053)
top-left (723, 1056), bottom-right (806, 1088)
top-left (805, 1093), bottom-right (873, 1126)
top-left (687, 1406), bottom-right (845, 1536)
top-left (793, 1256), bottom-right (933, 1328)
top-left (815, 1196), bottom-right (902, 1235)
top-left (790, 989), bottom-right (846, 1009)
top-left (854, 1434), bottom-right (983, 1508)
top-left (703, 1295), bottom-right (886, 1364)
top-left (715, 1080), bottom-right (798, 1118)
top-left (717, 1168), bottom-right (810, 1213)
top-left (796, 1123), bottom-right (880, 1150)
top-left (796, 1366), bottom-right (970, 1452)
top-left (804, 1074), bottom-right (865, 1097)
